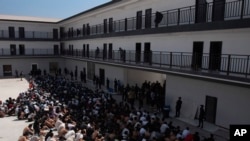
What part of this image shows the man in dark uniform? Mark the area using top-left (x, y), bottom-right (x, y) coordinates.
top-left (175, 97), bottom-right (182, 117)
top-left (198, 105), bottom-right (205, 128)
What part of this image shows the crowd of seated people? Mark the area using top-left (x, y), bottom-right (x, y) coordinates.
top-left (1, 75), bottom-right (215, 141)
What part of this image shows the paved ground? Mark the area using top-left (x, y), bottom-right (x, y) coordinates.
top-left (0, 77), bottom-right (230, 141)
top-left (0, 78), bottom-right (29, 141)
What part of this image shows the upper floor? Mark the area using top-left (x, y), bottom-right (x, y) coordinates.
top-left (0, 0), bottom-right (250, 41)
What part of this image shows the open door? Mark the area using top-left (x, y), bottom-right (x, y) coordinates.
top-left (209, 42), bottom-right (222, 71)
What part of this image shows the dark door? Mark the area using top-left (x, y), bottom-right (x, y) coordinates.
top-left (54, 45), bottom-right (59, 55)
top-left (136, 11), bottom-right (142, 29)
top-left (10, 44), bottom-right (16, 55)
top-left (86, 44), bottom-right (89, 58)
top-left (82, 24), bottom-right (86, 36)
top-left (86, 24), bottom-right (90, 35)
top-left (60, 27), bottom-right (65, 38)
top-left (60, 43), bottom-right (65, 55)
top-left (9, 27), bottom-right (15, 38)
top-left (209, 42), bottom-right (222, 71)
top-left (53, 28), bottom-right (58, 39)
top-left (108, 43), bottom-right (113, 59)
top-left (195, 0), bottom-right (207, 23)
top-left (19, 44), bottom-right (25, 55)
top-left (205, 96), bottom-right (217, 124)
top-left (212, 0), bottom-right (225, 21)
top-left (109, 18), bottom-right (113, 33)
top-left (145, 9), bottom-right (152, 28)
top-left (83, 44), bottom-right (86, 57)
top-left (103, 43), bottom-right (107, 60)
top-left (19, 27), bottom-right (25, 38)
top-left (104, 19), bottom-right (108, 34)
top-left (99, 69), bottom-right (105, 85)
top-left (192, 42), bottom-right (204, 69)
top-left (144, 42), bottom-right (151, 63)
top-left (136, 43), bottom-right (141, 63)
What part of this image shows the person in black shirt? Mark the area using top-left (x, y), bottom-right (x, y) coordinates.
top-left (198, 105), bottom-right (205, 128)
top-left (175, 97), bottom-right (182, 117)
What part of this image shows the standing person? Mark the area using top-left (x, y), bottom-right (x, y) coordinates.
top-left (175, 97), bottom-right (182, 117)
top-left (106, 78), bottom-right (110, 90)
top-left (198, 105), bottom-right (205, 128)
top-left (114, 78), bottom-right (117, 92)
top-left (20, 71), bottom-right (23, 81)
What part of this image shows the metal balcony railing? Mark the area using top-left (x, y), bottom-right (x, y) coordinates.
top-left (0, 30), bottom-right (54, 39)
top-left (0, 47), bottom-right (249, 79)
top-left (62, 0), bottom-right (250, 39)
top-left (61, 49), bottom-right (250, 78)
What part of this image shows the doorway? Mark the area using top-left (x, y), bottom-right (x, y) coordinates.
top-left (209, 42), bottom-right (222, 71)
top-left (103, 43), bottom-right (107, 60)
top-left (212, 0), bottom-right (226, 21)
top-left (54, 45), bottom-right (59, 55)
top-left (145, 9), bottom-right (152, 28)
top-left (192, 42), bottom-right (204, 69)
top-left (136, 11), bottom-right (142, 29)
top-left (19, 44), bottom-right (25, 55)
top-left (10, 44), bottom-right (16, 55)
top-left (108, 43), bottom-right (113, 59)
top-left (205, 96), bottom-right (217, 124)
top-left (99, 68), bottom-right (105, 85)
top-left (136, 43), bottom-right (141, 63)
top-left (144, 42), bottom-right (151, 63)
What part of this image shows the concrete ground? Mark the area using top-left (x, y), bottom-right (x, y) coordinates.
top-left (0, 77), bottom-right (230, 141)
top-left (0, 78), bottom-right (29, 141)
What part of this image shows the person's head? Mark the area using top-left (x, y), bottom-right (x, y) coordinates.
top-left (28, 123), bottom-right (33, 129)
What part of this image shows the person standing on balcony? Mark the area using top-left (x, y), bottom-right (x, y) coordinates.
top-left (175, 97), bottom-right (182, 117)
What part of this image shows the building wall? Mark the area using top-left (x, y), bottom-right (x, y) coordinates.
top-left (63, 28), bottom-right (250, 55)
top-left (165, 74), bottom-right (250, 128)
top-left (0, 58), bottom-right (63, 77)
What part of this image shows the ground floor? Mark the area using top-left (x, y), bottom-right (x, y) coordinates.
top-left (0, 58), bottom-right (249, 129)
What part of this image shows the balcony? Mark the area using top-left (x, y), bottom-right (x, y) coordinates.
top-left (61, 49), bottom-right (250, 84)
top-left (0, 30), bottom-right (58, 41)
top-left (0, 47), bottom-right (249, 85)
top-left (61, 0), bottom-right (250, 40)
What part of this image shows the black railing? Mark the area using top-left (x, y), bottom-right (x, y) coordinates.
top-left (1, 48), bottom-right (249, 79)
top-left (61, 49), bottom-right (250, 78)
top-left (62, 0), bottom-right (250, 39)
top-left (0, 30), bottom-right (54, 39)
